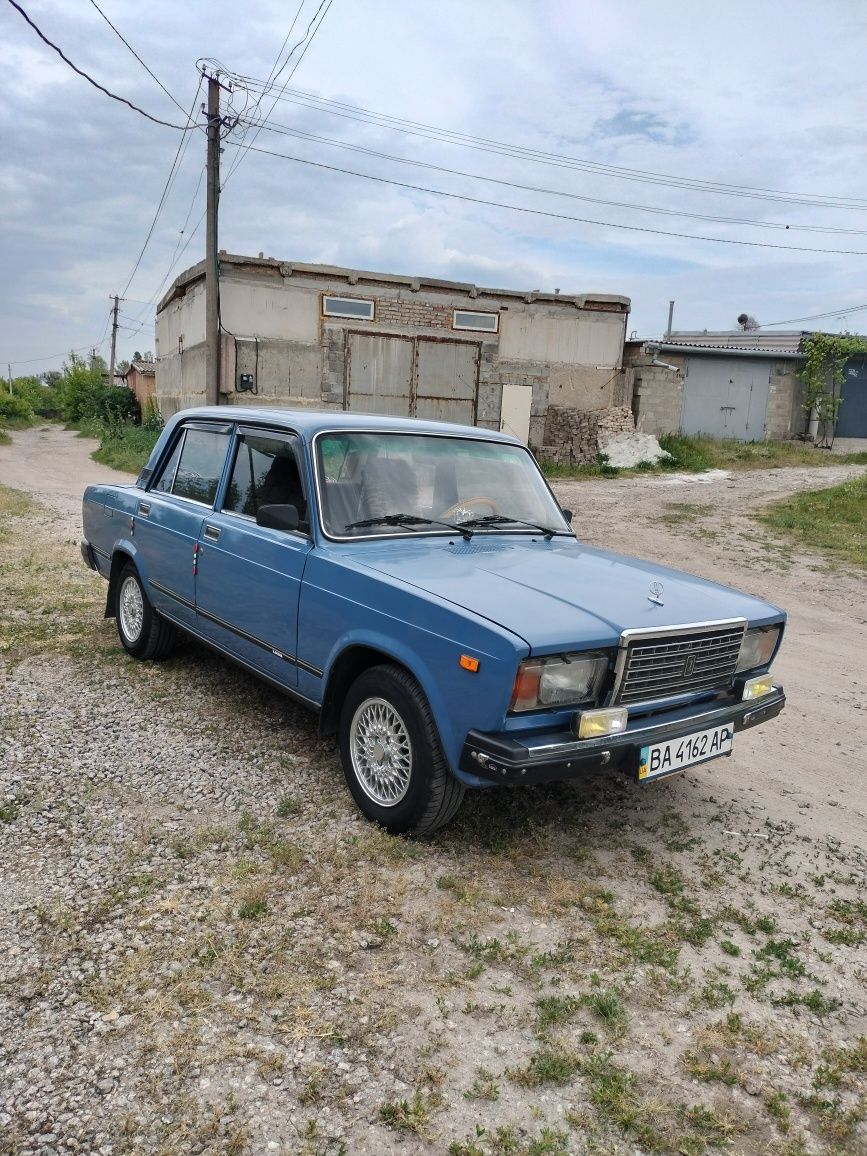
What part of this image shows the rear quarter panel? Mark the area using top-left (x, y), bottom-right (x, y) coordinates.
top-left (83, 483), bottom-right (140, 578)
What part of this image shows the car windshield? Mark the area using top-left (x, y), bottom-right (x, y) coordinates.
top-left (315, 431), bottom-right (572, 539)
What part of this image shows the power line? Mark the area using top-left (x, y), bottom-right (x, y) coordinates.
top-left (760, 304), bottom-right (867, 328)
top-left (119, 75), bottom-right (204, 297)
top-left (231, 81), bottom-right (867, 213)
top-left (5, 0), bottom-right (192, 130)
top-left (5, 331), bottom-right (111, 368)
top-left (245, 116), bottom-right (867, 238)
top-left (85, 0), bottom-right (189, 118)
top-left (222, 0), bottom-right (333, 188)
top-left (238, 140), bottom-right (867, 257)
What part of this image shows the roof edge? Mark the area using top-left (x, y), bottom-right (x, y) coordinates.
top-left (156, 253), bottom-right (630, 314)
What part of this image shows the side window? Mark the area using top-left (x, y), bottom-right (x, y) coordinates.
top-left (152, 434), bottom-right (184, 495)
top-left (152, 427), bottom-right (230, 507)
top-left (224, 433), bottom-right (307, 528)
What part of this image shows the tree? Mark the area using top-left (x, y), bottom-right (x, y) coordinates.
top-left (800, 333), bottom-right (867, 446)
top-left (737, 313), bottom-right (760, 331)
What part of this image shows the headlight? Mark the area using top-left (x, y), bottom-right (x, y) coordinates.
top-left (735, 625), bottom-right (781, 674)
top-left (510, 651), bottom-right (611, 712)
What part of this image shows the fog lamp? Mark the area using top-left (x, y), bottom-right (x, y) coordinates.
top-left (742, 674), bottom-right (776, 701)
top-left (576, 707), bottom-right (628, 739)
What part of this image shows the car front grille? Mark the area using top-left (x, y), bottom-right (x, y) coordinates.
top-left (615, 624), bottom-right (745, 705)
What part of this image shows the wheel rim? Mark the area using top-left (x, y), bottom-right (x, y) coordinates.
top-left (349, 696), bottom-right (413, 807)
top-left (118, 575), bottom-right (144, 643)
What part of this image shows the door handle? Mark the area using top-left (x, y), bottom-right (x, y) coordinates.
top-left (203, 525), bottom-right (221, 542)
top-left (138, 501), bottom-right (151, 516)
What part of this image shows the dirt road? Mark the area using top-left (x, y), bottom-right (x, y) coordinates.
top-left (1, 425), bottom-right (865, 1156)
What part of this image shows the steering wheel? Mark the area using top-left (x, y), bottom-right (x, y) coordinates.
top-left (439, 496), bottom-right (499, 522)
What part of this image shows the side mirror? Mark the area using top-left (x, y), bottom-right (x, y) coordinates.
top-left (561, 508), bottom-right (573, 524)
top-left (256, 504), bottom-right (300, 533)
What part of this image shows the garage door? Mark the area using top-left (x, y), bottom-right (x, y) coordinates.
top-left (681, 357), bottom-right (770, 440)
top-left (346, 334), bottom-right (413, 415)
top-left (415, 339), bottom-right (478, 424)
top-left (837, 358), bottom-right (867, 437)
top-left (345, 333), bottom-right (479, 423)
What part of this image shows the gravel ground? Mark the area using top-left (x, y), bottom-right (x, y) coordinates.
top-left (1, 426), bottom-right (866, 1156)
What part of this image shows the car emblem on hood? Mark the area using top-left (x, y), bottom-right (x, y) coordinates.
top-left (648, 581), bottom-right (664, 606)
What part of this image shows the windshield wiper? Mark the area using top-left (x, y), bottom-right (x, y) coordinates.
top-left (344, 513), bottom-right (473, 540)
top-left (458, 514), bottom-right (562, 540)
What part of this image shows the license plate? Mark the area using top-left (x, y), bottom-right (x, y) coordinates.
top-left (638, 724), bottom-right (733, 781)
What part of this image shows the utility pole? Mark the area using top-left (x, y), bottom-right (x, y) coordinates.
top-left (7, 363), bottom-right (12, 396)
top-left (205, 72), bottom-right (221, 406)
top-left (108, 294), bottom-right (120, 386)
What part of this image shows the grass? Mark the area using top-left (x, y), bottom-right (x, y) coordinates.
top-left (539, 433), bottom-right (867, 480)
top-left (89, 422), bottom-right (161, 474)
top-left (760, 472), bottom-right (867, 567)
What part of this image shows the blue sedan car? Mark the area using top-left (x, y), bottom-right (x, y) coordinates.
top-left (81, 407), bottom-right (785, 834)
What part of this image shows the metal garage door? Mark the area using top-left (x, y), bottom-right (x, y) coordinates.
top-left (415, 338), bottom-right (478, 424)
top-left (837, 358), bottom-right (867, 437)
top-left (346, 334), bottom-right (413, 415)
top-left (681, 357), bottom-right (770, 440)
top-left (345, 333), bottom-right (479, 423)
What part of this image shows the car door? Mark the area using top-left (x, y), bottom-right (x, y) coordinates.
top-left (193, 427), bottom-right (313, 688)
top-left (135, 421), bottom-right (233, 628)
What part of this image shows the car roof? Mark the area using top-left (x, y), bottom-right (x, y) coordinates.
top-left (173, 406), bottom-right (523, 445)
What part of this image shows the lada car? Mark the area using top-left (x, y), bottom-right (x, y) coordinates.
top-left (81, 407), bottom-right (786, 834)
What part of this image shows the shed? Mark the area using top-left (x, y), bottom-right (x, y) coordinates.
top-left (624, 332), bottom-right (808, 440)
top-left (154, 255), bottom-right (631, 448)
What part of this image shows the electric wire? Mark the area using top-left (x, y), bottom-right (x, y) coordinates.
top-left (222, 0), bottom-right (333, 188)
top-left (85, 0), bottom-right (190, 118)
top-left (119, 75), bottom-right (204, 298)
top-left (759, 304), bottom-right (867, 327)
top-left (5, 0), bottom-right (193, 129)
top-left (242, 116), bottom-right (867, 238)
top-left (229, 81), bottom-right (867, 212)
top-left (238, 140), bottom-right (867, 257)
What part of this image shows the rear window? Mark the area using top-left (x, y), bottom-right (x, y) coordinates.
top-left (152, 427), bottom-right (230, 507)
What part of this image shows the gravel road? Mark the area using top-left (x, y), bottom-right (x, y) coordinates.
top-left (1, 425), bottom-right (865, 1156)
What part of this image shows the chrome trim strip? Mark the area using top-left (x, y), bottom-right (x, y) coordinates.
top-left (92, 545), bottom-right (110, 561)
top-left (154, 608), bottom-right (321, 710)
top-left (194, 604), bottom-right (295, 663)
top-left (149, 579), bottom-right (195, 611)
top-left (524, 691), bottom-right (782, 759)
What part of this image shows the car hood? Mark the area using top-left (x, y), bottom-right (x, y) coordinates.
top-left (339, 535), bottom-right (784, 653)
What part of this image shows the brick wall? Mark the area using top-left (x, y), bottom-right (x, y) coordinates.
top-left (540, 405), bottom-right (635, 464)
top-left (373, 299), bottom-right (452, 329)
top-left (632, 366), bottom-right (685, 435)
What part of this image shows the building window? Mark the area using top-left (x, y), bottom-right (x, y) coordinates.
top-left (322, 295), bottom-right (375, 321)
top-left (452, 309), bottom-right (499, 333)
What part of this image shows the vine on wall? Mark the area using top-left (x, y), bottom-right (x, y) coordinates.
top-left (800, 333), bottom-right (867, 446)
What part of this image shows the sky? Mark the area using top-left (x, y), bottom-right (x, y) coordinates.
top-left (2, 0), bottom-right (867, 375)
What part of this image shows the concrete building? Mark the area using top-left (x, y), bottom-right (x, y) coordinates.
top-left (154, 255), bottom-right (630, 447)
top-left (625, 331), bottom-right (809, 441)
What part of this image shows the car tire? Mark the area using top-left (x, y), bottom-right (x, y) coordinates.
top-left (115, 562), bottom-right (177, 660)
top-left (338, 663), bottom-right (465, 835)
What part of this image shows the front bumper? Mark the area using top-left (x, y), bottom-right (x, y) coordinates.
top-left (459, 686), bottom-right (785, 785)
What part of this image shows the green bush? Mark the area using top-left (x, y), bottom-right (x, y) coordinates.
top-left (60, 353), bottom-right (139, 425)
top-left (92, 421), bottom-right (161, 474)
top-left (0, 392), bottom-right (35, 426)
top-left (10, 375), bottom-right (62, 417)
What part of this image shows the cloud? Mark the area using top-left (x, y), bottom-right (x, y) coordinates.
top-left (2, 0), bottom-right (866, 371)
